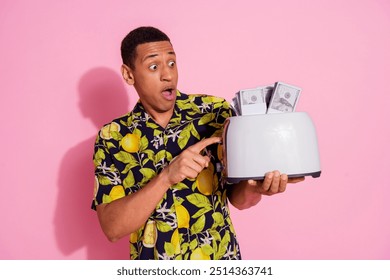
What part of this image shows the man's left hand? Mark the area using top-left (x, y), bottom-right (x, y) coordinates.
top-left (251, 170), bottom-right (305, 196)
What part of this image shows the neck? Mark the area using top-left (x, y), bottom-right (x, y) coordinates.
top-left (147, 109), bottom-right (173, 128)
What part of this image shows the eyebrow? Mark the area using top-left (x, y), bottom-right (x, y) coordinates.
top-left (142, 51), bottom-right (176, 62)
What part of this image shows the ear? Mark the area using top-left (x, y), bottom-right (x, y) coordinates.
top-left (121, 64), bottom-right (135, 85)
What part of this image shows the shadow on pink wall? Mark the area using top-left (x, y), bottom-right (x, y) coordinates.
top-left (54, 67), bottom-right (132, 259)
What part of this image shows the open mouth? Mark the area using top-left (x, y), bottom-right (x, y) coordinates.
top-left (162, 87), bottom-right (175, 100)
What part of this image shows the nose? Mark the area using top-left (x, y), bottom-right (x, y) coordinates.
top-left (160, 64), bottom-right (172, 81)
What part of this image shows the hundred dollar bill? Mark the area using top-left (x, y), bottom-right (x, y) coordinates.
top-left (257, 84), bottom-right (274, 108)
top-left (267, 82), bottom-right (301, 114)
top-left (231, 95), bottom-right (241, 116)
top-left (238, 87), bottom-right (267, 115)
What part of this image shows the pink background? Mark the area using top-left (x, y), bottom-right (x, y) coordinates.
top-left (1, 0), bottom-right (389, 260)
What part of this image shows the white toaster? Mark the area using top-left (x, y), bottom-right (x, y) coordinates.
top-left (222, 112), bottom-right (321, 183)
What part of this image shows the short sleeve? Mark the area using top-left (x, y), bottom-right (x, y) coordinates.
top-left (91, 126), bottom-right (126, 210)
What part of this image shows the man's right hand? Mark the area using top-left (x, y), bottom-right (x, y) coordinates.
top-left (164, 136), bottom-right (222, 185)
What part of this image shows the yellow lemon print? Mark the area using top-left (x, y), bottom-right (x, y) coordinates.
top-left (190, 247), bottom-right (210, 260)
top-left (109, 185), bottom-right (125, 201)
top-left (213, 174), bottom-right (219, 193)
top-left (196, 165), bottom-right (214, 195)
top-left (100, 122), bottom-right (120, 140)
top-left (142, 220), bottom-right (158, 248)
top-left (121, 133), bottom-right (140, 153)
top-left (217, 144), bottom-right (224, 161)
top-left (176, 204), bottom-right (190, 229)
top-left (171, 228), bottom-right (181, 255)
top-left (130, 232), bottom-right (138, 243)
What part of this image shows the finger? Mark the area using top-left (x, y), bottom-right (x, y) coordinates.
top-left (180, 165), bottom-right (200, 179)
top-left (260, 172), bottom-right (274, 192)
top-left (192, 154), bottom-right (210, 169)
top-left (168, 158), bottom-right (204, 183)
top-left (279, 173), bottom-right (288, 193)
top-left (185, 155), bottom-right (209, 174)
top-left (171, 165), bottom-right (199, 182)
top-left (172, 153), bottom-right (208, 173)
top-left (247, 179), bottom-right (257, 186)
top-left (189, 137), bottom-right (222, 153)
top-left (269, 170), bottom-right (281, 193)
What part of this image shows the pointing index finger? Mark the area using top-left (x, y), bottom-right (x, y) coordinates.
top-left (190, 137), bottom-right (222, 153)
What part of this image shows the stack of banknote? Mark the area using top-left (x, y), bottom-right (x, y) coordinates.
top-left (232, 82), bottom-right (301, 115)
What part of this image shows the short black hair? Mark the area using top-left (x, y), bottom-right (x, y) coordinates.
top-left (121, 26), bottom-right (171, 70)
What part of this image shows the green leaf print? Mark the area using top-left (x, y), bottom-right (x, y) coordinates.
top-left (146, 122), bottom-right (159, 129)
top-left (164, 242), bottom-right (175, 257)
top-left (105, 141), bottom-right (116, 150)
top-left (119, 119), bottom-right (127, 126)
top-left (178, 127), bottom-right (191, 149)
top-left (212, 212), bottom-right (224, 227)
top-left (133, 128), bottom-right (142, 138)
top-left (97, 175), bottom-right (111, 186)
top-left (176, 100), bottom-right (193, 110)
top-left (154, 150), bottom-right (166, 165)
top-left (153, 129), bottom-right (163, 137)
top-left (140, 168), bottom-right (156, 180)
top-left (185, 114), bottom-right (194, 121)
top-left (125, 115), bottom-right (134, 127)
top-left (143, 149), bottom-right (155, 161)
top-left (142, 157), bottom-right (149, 166)
top-left (109, 163), bottom-right (118, 172)
top-left (186, 193), bottom-right (212, 208)
top-left (156, 220), bottom-right (172, 232)
top-left (192, 206), bottom-right (212, 219)
top-left (122, 163), bottom-right (133, 174)
top-left (114, 151), bottom-right (137, 164)
top-left (102, 194), bottom-right (112, 204)
top-left (220, 111), bottom-right (231, 119)
top-left (191, 102), bottom-right (202, 113)
top-left (201, 244), bottom-right (214, 256)
top-left (212, 239), bottom-right (218, 254)
top-left (174, 197), bottom-right (185, 205)
top-left (190, 238), bottom-right (198, 250)
top-left (209, 229), bottom-right (221, 241)
top-left (130, 243), bottom-right (138, 260)
top-left (207, 122), bottom-right (223, 129)
top-left (190, 122), bottom-right (200, 139)
top-left (94, 148), bottom-right (105, 165)
top-left (165, 151), bottom-right (173, 162)
top-left (212, 102), bottom-right (223, 110)
top-left (173, 182), bottom-right (189, 191)
top-left (123, 170), bottom-right (135, 188)
top-left (191, 215), bottom-right (205, 234)
top-left (110, 131), bottom-right (123, 141)
top-left (221, 231), bottom-right (231, 245)
top-left (198, 113), bottom-right (215, 125)
top-left (139, 135), bottom-right (149, 151)
top-left (169, 114), bottom-right (182, 127)
top-left (202, 96), bottom-right (224, 104)
top-left (215, 231), bottom-right (231, 259)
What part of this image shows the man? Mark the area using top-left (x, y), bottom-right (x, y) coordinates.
top-left (92, 26), bottom-right (304, 260)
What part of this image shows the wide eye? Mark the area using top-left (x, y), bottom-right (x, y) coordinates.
top-left (168, 61), bottom-right (175, 67)
top-left (149, 64), bottom-right (158, 70)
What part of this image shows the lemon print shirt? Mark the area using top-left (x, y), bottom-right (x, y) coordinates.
top-left (92, 91), bottom-right (241, 260)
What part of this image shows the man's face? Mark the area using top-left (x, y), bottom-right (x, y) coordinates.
top-left (123, 41), bottom-right (178, 123)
